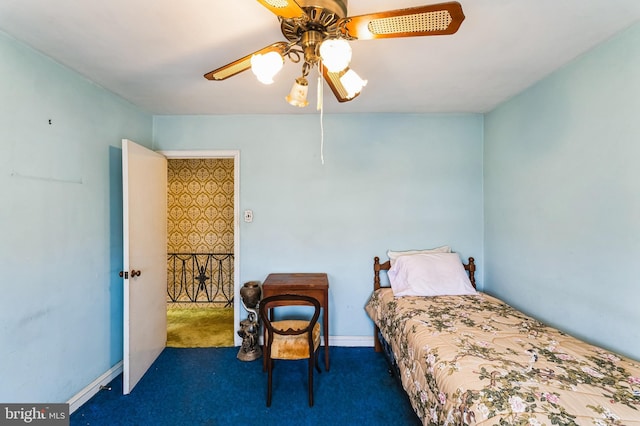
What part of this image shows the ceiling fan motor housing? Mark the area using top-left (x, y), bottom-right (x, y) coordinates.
top-left (298, 0), bottom-right (347, 18)
top-left (280, 0), bottom-right (348, 43)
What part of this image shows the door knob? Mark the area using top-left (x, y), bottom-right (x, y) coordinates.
top-left (119, 270), bottom-right (141, 278)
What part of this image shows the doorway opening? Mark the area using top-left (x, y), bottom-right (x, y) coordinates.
top-left (162, 152), bottom-right (240, 347)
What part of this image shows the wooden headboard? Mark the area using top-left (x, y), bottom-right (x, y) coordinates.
top-left (371, 255), bottom-right (476, 352)
top-left (373, 255), bottom-right (476, 290)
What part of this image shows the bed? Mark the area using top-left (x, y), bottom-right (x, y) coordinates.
top-left (366, 249), bottom-right (640, 425)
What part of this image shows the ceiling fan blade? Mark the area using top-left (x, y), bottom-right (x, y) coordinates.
top-left (204, 42), bottom-right (288, 81)
top-left (256, 0), bottom-right (307, 20)
top-left (337, 1), bottom-right (465, 40)
top-left (321, 67), bottom-right (360, 103)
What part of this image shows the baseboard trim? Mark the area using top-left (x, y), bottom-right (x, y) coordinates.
top-left (67, 361), bottom-right (123, 414)
top-left (329, 335), bottom-right (374, 347)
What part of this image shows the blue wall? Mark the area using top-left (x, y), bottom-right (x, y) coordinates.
top-left (484, 23), bottom-right (640, 359)
top-left (154, 113), bottom-right (485, 337)
top-left (0, 31), bottom-right (152, 402)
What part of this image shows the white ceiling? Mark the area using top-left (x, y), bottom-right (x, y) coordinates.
top-left (1, 0), bottom-right (639, 115)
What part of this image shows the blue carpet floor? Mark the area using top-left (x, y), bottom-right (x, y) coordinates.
top-left (71, 346), bottom-right (421, 426)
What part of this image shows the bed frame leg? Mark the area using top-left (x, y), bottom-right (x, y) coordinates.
top-left (374, 325), bottom-right (382, 352)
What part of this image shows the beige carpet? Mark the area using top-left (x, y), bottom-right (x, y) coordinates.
top-left (167, 307), bottom-right (235, 348)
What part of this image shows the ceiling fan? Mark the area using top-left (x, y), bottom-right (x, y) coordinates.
top-left (204, 1), bottom-right (465, 107)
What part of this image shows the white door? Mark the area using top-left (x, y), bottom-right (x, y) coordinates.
top-left (122, 139), bottom-right (168, 394)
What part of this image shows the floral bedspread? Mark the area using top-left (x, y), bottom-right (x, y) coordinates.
top-left (365, 288), bottom-right (640, 425)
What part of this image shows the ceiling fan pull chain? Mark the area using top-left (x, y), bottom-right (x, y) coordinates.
top-left (317, 67), bottom-right (323, 111)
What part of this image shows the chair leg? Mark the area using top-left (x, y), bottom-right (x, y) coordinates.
top-left (315, 349), bottom-right (321, 373)
top-left (266, 358), bottom-right (273, 407)
top-left (308, 357), bottom-right (314, 407)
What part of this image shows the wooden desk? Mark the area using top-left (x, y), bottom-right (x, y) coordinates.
top-left (261, 273), bottom-right (330, 371)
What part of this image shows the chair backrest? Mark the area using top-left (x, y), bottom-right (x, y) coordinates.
top-left (259, 294), bottom-right (321, 349)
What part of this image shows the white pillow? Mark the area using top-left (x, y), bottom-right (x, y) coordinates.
top-left (387, 245), bottom-right (451, 266)
top-left (388, 252), bottom-right (476, 297)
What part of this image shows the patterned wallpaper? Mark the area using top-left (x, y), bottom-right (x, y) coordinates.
top-left (167, 159), bottom-right (234, 254)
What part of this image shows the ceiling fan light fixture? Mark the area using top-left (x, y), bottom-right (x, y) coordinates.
top-left (250, 51), bottom-right (284, 84)
top-left (339, 68), bottom-right (367, 99)
top-left (286, 77), bottom-right (309, 107)
top-left (319, 39), bottom-right (352, 72)
top-left (205, 2), bottom-right (466, 105)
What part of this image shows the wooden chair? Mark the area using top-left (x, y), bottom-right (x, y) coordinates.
top-left (259, 294), bottom-right (322, 407)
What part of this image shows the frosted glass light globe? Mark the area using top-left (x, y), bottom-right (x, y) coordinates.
top-left (250, 51), bottom-right (284, 84)
top-left (319, 39), bottom-right (352, 72)
top-left (339, 69), bottom-right (367, 99)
